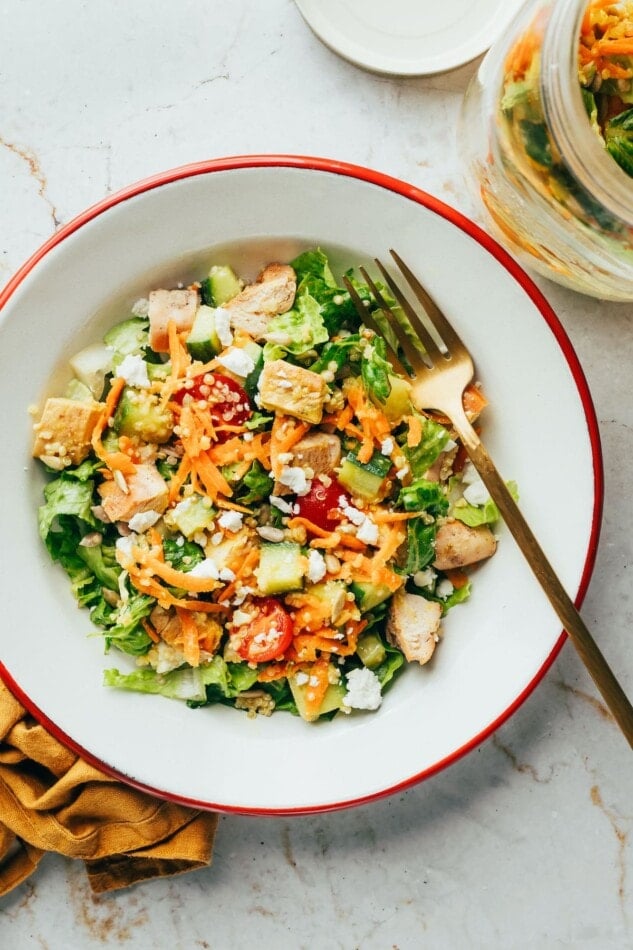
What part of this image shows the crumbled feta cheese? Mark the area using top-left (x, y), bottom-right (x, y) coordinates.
top-left (308, 675), bottom-right (319, 687)
top-left (307, 549), bottom-right (327, 583)
top-left (356, 516), bottom-right (379, 546)
top-left (279, 466), bottom-right (311, 496)
top-left (380, 437), bottom-right (394, 456)
top-left (218, 510), bottom-right (243, 532)
top-left (463, 479), bottom-right (490, 507)
top-left (232, 609), bottom-right (253, 627)
top-left (343, 667), bottom-right (382, 711)
top-left (436, 578), bottom-right (455, 599)
top-left (219, 567), bottom-right (236, 582)
top-left (294, 671), bottom-right (309, 686)
top-left (131, 297), bottom-right (150, 317)
top-left (188, 558), bottom-right (220, 580)
top-left (461, 461), bottom-right (479, 485)
top-left (413, 567), bottom-right (437, 589)
top-left (214, 307), bottom-right (233, 348)
top-left (210, 531), bottom-right (223, 546)
top-left (115, 535), bottom-right (136, 564)
top-left (217, 347), bottom-right (255, 378)
top-left (443, 438), bottom-right (458, 453)
top-left (114, 354), bottom-right (150, 389)
top-left (395, 465), bottom-right (410, 481)
top-left (232, 585), bottom-right (253, 606)
top-left (128, 509), bottom-right (162, 533)
top-left (269, 495), bottom-right (294, 515)
top-left (340, 501), bottom-right (365, 526)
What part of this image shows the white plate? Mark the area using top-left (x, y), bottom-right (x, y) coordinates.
top-left (294, 0), bottom-right (527, 76)
top-left (0, 156), bottom-right (602, 815)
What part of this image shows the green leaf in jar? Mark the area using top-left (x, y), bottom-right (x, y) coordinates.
top-left (605, 107), bottom-right (633, 177)
top-left (518, 119), bottom-right (552, 168)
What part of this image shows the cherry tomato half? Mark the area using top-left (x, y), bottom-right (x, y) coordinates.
top-left (174, 373), bottom-right (252, 440)
top-left (294, 476), bottom-right (351, 531)
top-left (236, 598), bottom-right (293, 663)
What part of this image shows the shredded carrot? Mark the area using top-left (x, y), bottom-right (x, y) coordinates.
top-left (344, 379), bottom-right (391, 464)
top-left (219, 548), bottom-right (260, 603)
top-left (406, 414), bottom-right (423, 448)
top-left (256, 661), bottom-right (297, 683)
top-left (176, 607), bottom-right (201, 667)
top-left (139, 554), bottom-right (219, 593)
top-left (168, 455), bottom-right (192, 503)
top-left (287, 516), bottom-right (333, 539)
top-left (301, 656), bottom-right (331, 720)
top-left (216, 497), bottom-right (252, 514)
top-left (90, 377), bottom-right (137, 476)
top-left (371, 509), bottom-right (421, 523)
top-left (270, 416), bottom-right (310, 478)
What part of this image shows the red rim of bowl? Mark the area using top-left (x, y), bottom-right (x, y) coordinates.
top-left (0, 154), bottom-right (604, 816)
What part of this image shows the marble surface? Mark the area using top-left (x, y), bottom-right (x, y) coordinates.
top-left (1, 1), bottom-right (632, 947)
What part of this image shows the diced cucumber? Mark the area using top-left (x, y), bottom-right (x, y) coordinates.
top-left (113, 387), bottom-right (174, 444)
top-left (356, 632), bottom-right (387, 669)
top-left (65, 378), bottom-right (94, 402)
top-left (201, 265), bottom-right (243, 307)
top-left (186, 305), bottom-right (222, 362)
top-left (257, 542), bottom-right (305, 595)
top-left (68, 342), bottom-right (113, 399)
top-left (350, 580), bottom-right (393, 613)
top-left (163, 494), bottom-right (216, 539)
top-left (337, 450), bottom-right (392, 502)
top-left (289, 669), bottom-right (347, 722)
top-left (374, 375), bottom-right (412, 422)
top-left (103, 317), bottom-right (149, 360)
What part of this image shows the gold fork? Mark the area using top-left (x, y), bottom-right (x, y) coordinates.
top-left (343, 250), bottom-right (633, 747)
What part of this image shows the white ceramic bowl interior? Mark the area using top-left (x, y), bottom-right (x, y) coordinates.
top-left (0, 158), bottom-right (601, 814)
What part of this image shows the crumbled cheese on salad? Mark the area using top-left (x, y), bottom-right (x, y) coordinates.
top-left (343, 667), bottom-right (382, 711)
top-left (115, 354), bottom-right (150, 389)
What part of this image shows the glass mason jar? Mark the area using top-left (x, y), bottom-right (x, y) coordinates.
top-left (460, 0), bottom-right (633, 300)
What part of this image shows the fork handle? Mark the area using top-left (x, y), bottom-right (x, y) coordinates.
top-left (451, 410), bottom-right (633, 747)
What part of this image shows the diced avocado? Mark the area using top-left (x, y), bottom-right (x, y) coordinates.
top-left (307, 580), bottom-right (347, 623)
top-left (65, 378), bottom-right (94, 402)
top-left (337, 450), bottom-right (392, 502)
top-left (113, 387), bottom-right (174, 444)
top-left (356, 632), bottom-right (387, 669)
top-left (289, 669), bottom-right (347, 722)
top-left (257, 542), bottom-right (305, 595)
top-left (350, 580), bottom-right (393, 613)
top-left (186, 305), bottom-right (222, 362)
top-left (375, 375), bottom-right (412, 422)
top-left (68, 342), bottom-right (113, 399)
top-left (103, 317), bottom-right (149, 360)
top-left (201, 264), bottom-right (243, 307)
top-left (163, 494), bottom-right (216, 539)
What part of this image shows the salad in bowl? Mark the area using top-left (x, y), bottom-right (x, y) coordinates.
top-left (32, 248), bottom-right (501, 723)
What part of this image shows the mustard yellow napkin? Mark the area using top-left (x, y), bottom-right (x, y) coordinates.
top-left (0, 681), bottom-right (219, 895)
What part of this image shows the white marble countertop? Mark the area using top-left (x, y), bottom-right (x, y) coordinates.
top-left (1, 2), bottom-right (632, 947)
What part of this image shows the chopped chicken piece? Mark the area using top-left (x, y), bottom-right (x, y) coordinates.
top-left (98, 463), bottom-right (168, 522)
top-left (32, 397), bottom-right (103, 469)
top-left (148, 288), bottom-right (199, 352)
top-left (258, 359), bottom-right (327, 424)
top-left (433, 519), bottom-right (497, 571)
top-left (288, 431), bottom-right (341, 475)
top-left (225, 263), bottom-right (296, 340)
top-left (386, 589), bottom-right (442, 665)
